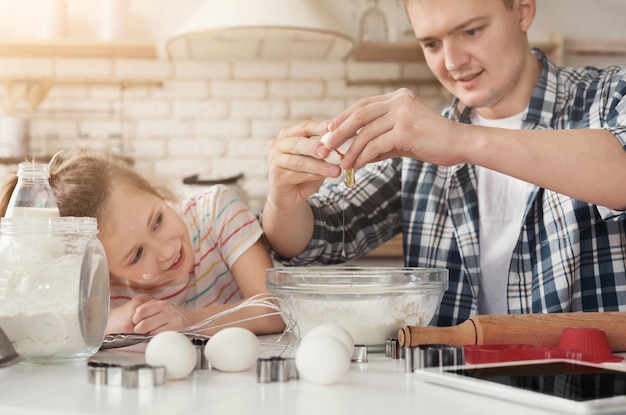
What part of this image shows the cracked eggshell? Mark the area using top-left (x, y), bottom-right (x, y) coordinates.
top-left (320, 132), bottom-right (355, 166)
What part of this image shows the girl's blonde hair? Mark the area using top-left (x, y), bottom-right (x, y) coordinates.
top-left (0, 150), bottom-right (177, 232)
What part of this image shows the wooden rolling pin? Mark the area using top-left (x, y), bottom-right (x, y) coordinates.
top-left (398, 312), bottom-right (626, 352)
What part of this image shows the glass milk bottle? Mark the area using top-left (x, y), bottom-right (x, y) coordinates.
top-left (0, 217), bottom-right (110, 363)
top-left (4, 162), bottom-right (60, 218)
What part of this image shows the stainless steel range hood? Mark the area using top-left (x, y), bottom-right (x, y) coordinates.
top-left (162, 0), bottom-right (356, 60)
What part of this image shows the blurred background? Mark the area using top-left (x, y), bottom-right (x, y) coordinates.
top-left (0, 0), bottom-right (623, 216)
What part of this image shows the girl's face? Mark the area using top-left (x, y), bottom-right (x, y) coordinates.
top-left (407, 0), bottom-right (539, 118)
top-left (99, 183), bottom-right (194, 287)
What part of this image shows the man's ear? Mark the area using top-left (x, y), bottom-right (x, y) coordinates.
top-left (517, 0), bottom-right (536, 33)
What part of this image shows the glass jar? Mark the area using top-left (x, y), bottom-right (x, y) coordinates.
top-left (0, 217), bottom-right (109, 364)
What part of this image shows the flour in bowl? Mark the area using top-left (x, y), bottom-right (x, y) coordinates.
top-left (288, 294), bottom-right (441, 345)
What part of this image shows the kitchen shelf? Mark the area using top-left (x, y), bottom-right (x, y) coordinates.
top-left (0, 78), bottom-right (163, 87)
top-left (351, 41), bottom-right (425, 62)
top-left (347, 32), bottom-right (564, 86)
top-left (0, 155), bottom-right (58, 166)
top-left (349, 35), bottom-right (626, 65)
top-left (351, 39), bottom-right (562, 63)
top-left (0, 154), bottom-right (134, 166)
top-left (564, 38), bottom-right (626, 56)
top-left (348, 35), bottom-right (626, 87)
top-left (0, 39), bottom-right (157, 59)
top-left (0, 156), bottom-right (39, 165)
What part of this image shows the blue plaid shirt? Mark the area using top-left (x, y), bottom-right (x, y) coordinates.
top-left (275, 49), bottom-right (626, 326)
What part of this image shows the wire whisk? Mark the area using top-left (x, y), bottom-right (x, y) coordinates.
top-left (102, 294), bottom-right (299, 356)
top-left (180, 294), bottom-right (299, 356)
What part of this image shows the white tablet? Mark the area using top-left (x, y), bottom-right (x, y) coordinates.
top-left (415, 359), bottom-right (626, 414)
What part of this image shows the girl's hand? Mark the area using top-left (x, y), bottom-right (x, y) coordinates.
top-left (106, 294), bottom-right (191, 335)
top-left (106, 294), bottom-right (155, 334)
top-left (130, 298), bottom-right (191, 335)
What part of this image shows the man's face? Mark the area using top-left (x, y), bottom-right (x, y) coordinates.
top-left (406, 0), bottom-right (537, 118)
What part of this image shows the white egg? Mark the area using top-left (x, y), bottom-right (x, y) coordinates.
top-left (320, 132), bottom-right (355, 166)
top-left (145, 331), bottom-right (197, 380)
top-left (295, 333), bottom-right (351, 385)
top-left (203, 327), bottom-right (260, 372)
top-left (303, 324), bottom-right (355, 357)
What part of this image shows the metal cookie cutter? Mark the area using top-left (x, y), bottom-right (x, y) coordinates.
top-left (385, 338), bottom-right (405, 360)
top-left (256, 357), bottom-right (299, 383)
top-left (192, 338), bottom-right (209, 370)
top-left (87, 361), bottom-right (166, 388)
top-left (404, 344), bottom-right (464, 373)
top-left (352, 345), bottom-right (368, 363)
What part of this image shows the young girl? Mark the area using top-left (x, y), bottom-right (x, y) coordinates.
top-left (0, 150), bottom-right (285, 336)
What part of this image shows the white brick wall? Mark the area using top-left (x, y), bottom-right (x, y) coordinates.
top-left (211, 80), bottom-right (266, 100)
top-left (55, 58), bottom-right (114, 78)
top-left (0, 55), bottom-right (450, 214)
top-left (173, 100), bottom-right (228, 119)
top-left (173, 61), bottom-right (230, 80)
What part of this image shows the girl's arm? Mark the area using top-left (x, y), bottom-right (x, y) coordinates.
top-left (185, 238), bottom-right (286, 335)
top-left (129, 238), bottom-right (286, 336)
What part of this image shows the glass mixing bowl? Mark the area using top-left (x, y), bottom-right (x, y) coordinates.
top-left (267, 266), bottom-right (448, 346)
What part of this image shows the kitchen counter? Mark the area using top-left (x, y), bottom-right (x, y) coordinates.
top-left (0, 341), bottom-right (595, 415)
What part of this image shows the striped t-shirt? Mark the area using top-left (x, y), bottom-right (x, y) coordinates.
top-left (110, 184), bottom-right (263, 309)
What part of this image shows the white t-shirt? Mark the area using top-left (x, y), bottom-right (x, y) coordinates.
top-left (472, 110), bottom-right (529, 315)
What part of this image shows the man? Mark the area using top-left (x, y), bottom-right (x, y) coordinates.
top-left (261, 0), bottom-right (626, 326)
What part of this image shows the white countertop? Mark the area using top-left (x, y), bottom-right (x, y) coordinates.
top-left (0, 341), bottom-right (599, 415)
